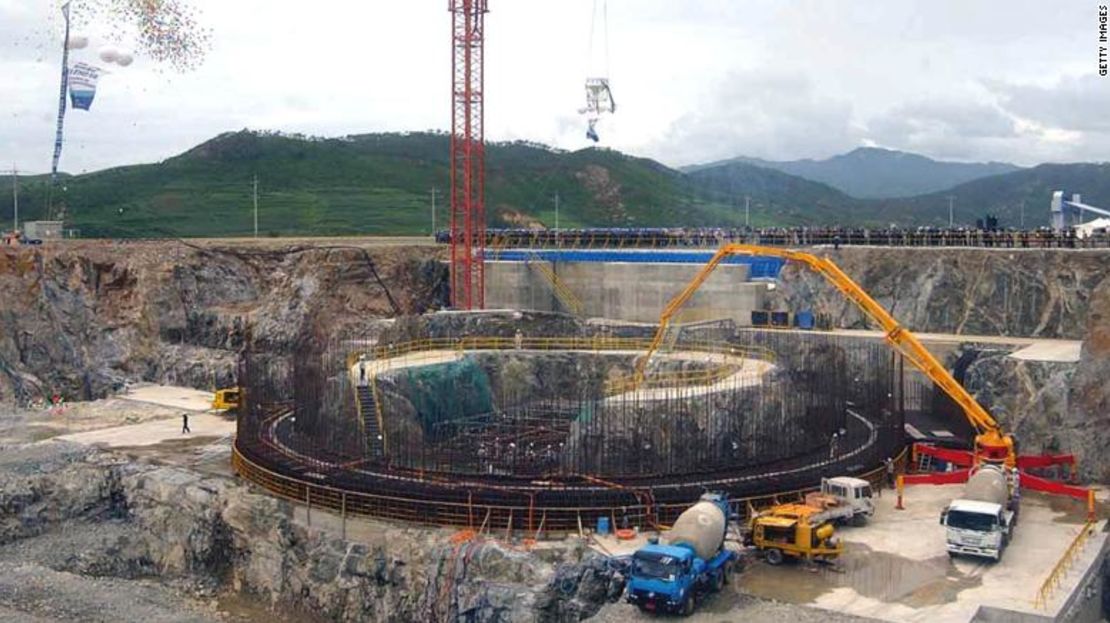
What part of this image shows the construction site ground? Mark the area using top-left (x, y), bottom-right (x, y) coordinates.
top-left (585, 486), bottom-right (1107, 622)
top-left (3, 383), bottom-right (1106, 622)
top-left (0, 384), bottom-right (236, 476)
top-left (736, 484), bottom-right (1107, 622)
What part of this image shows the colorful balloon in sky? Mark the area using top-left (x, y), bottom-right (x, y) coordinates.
top-left (68, 0), bottom-right (211, 72)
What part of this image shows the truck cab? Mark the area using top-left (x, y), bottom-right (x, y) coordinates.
top-left (940, 499), bottom-right (1014, 561)
top-left (818, 476), bottom-right (875, 525)
top-left (625, 544), bottom-right (700, 615)
top-left (625, 493), bottom-right (736, 615)
top-left (212, 387), bottom-right (241, 411)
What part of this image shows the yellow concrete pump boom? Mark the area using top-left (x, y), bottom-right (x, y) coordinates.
top-left (634, 244), bottom-right (1015, 465)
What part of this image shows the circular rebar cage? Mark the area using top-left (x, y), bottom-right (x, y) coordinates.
top-left (233, 313), bottom-right (917, 530)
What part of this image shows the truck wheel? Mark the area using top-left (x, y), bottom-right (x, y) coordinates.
top-left (766, 548), bottom-right (784, 566)
top-left (712, 570), bottom-right (725, 592)
top-left (851, 514), bottom-right (867, 527)
top-left (681, 594), bottom-right (695, 616)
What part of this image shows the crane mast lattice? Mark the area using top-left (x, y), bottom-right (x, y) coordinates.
top-left (449, 0), bottom-right (488, 309)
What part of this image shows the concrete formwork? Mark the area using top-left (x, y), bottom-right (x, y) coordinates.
top-left (485, 260), bottom-right (766, 323)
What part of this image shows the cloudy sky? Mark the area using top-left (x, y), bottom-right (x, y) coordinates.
top-left (2, 0), bottom-right (1108, 174)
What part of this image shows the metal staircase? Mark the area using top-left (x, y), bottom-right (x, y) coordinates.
top-left (356, 383), bottom-right (385, 458)
top-left (526, 252), bottom-right (585, 316)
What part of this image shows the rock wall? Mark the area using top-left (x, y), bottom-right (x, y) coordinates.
top-left (0, 441), bottom-right (618, 622)
top-left (768, 248), bottom-right (1110, 339)
top-left (0, 242), bottom-right (446, 404)
top-left (766, 247), bottom-right (1110, 482)
top-left (1067, 276), bottom-right (1110, 482)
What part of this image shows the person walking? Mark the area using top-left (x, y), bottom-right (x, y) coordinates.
top-left (182, 413), bottom-right (190, 434)
top-left (885, 456), bottom-right (896, 489)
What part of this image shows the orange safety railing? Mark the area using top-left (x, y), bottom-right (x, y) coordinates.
top-left (232, 443), bottom-right (908, 536)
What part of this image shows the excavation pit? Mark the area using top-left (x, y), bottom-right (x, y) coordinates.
top-left (233, 312), bottom-right (912, 532)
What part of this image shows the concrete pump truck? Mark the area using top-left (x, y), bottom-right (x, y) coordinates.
top-left (632, 244), bottom-right (1093, 563)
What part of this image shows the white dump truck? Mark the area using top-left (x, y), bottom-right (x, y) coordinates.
top-left (940, 464), bottom-right (1019, 561)
top-left (805, 476), bottom-right (875, 526)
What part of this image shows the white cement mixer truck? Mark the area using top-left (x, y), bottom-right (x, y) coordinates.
top-left (625, 493), bottom-right (737, 615)
top-left (940, 464), bottom-right (1019, 561)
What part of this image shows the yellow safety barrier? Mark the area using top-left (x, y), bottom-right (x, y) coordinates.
top-left (603, 363), bottom-right (745, 395)
top-left (1034, 520), bottom-right (1098, 609)
top-left (356, 336), bottom-right (775, 395)
top-left (361, 336), bottom-right (775, 362)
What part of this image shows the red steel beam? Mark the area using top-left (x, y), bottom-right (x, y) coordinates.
top-left (449, 0), bottom-right (488, 309)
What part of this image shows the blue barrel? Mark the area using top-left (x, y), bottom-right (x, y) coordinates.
top-left (597, 516), bottom-right (611, 535)
top-left (770, 311), bottom-right (790, 327)
top-left (795, 311), bottom-right (816, 330)
top-left (751, 311), bottom-right (769, 327)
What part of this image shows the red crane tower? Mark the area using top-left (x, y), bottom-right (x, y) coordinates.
top-left (449, 0), bottom-right (488, 309)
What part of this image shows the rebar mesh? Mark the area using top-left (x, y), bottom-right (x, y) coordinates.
top-left (235, 319), bottom-right (927, 522)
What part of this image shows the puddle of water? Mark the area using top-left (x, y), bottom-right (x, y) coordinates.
top-left (739, 543), bottom-right (982, 607)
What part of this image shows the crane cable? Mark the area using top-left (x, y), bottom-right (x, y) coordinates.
top-left (586, 0), bottom-right (607, 76)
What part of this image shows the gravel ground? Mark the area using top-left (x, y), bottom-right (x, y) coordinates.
top-left (0, 562), bottom-right (220, 623)
top-left (0, 399), bottom-right (183, 445)
top-left (592, 590), bottom-right (878, 622)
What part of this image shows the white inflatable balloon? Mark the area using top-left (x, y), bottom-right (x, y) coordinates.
top-left (66, 34), bottom-right (89, 50)
top-left (115, 52), bottom-right (134, 67)
top-left (98, 46), bottom-right (120, 63)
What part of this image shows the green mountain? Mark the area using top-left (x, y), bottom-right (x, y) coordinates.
top-left (685, 157), bottom-right (1110, 228)
top-left (689, 147), bottom-right (1022, 199)
top-left (0, 131), bottom-right (751, 238)
top-left (684, 161), bottom-right (861, 224)
top-left (1, 132), bottom-right (1107, 236)
top-left (863, 162), bottom-right (1110, 228)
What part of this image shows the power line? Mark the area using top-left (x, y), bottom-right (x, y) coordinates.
top-left (10, 165), bottom-right (18, 232)
top-left (431, 187), bottom-right (437, 235)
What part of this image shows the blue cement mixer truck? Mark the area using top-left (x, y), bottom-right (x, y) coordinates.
top-left (625, 493), bottom-right (737, 615)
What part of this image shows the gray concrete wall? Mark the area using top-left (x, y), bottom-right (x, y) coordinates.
top-left (485, 261), bottom-right (766, 323)
top-left (485, 261), bottom-right (557, 312)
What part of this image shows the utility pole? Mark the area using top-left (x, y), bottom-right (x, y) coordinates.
top-left (947, 195), bottom-right (956, 228)
top-left (744, 195), bottom-right (750, 227)
top-left (10, 165), bottom-right (17, 232)
top-left (430, 187), bottom-right (437, 235)
top-left (554, 191), bottom-right (560, 247)
top-left (1020, 200), bottom-right (1025, 229)
top-left (252, 175), bottom-right (259, 238)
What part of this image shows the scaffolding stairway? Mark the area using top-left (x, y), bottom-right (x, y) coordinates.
top-left (356, 383), bottom-right (385, 458)
top-left (526, 252), bottom-right (585, 316)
